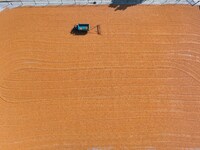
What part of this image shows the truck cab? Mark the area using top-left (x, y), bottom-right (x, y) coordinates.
top-left (75, 24), bottom-right (90, 32)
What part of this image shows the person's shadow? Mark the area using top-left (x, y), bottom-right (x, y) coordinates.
top-left (109, 0), bottom-right (144, 11)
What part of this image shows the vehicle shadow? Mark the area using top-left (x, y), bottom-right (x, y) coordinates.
top-left (109, 0), bottom-right (144, 11)
top-left (70, 27), bottom-right (88, 36)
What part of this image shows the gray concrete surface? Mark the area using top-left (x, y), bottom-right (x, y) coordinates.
top-left (0, 0), bottom-right (200, 11)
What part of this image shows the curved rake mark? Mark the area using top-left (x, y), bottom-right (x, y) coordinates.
top-left (159, 65), bottom-right (200, 85)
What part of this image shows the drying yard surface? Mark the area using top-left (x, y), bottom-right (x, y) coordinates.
top-left (0, 5), bottom-right (200, 149)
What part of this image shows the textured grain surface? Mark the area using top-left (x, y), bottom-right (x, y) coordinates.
top-left (0, 5), bottom-right (200, 149)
